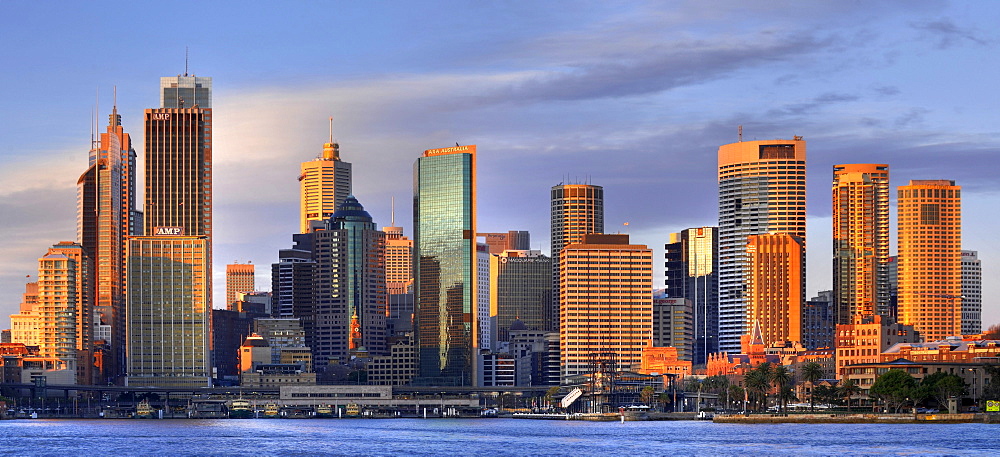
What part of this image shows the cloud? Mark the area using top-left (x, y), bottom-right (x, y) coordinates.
top-left (911, 18), bottom-right (990, 48)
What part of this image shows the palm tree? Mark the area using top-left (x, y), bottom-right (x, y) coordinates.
top-left (839, 378), bottom-right (861, 412)
top-left (772, 365), bottom-right (791, 413)
top-left (744, 363), bottom-right (772, 411)
top-left (800, 361), bottom-right (824, 411)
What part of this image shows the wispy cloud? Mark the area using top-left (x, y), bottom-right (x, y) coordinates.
top-left (911, 18), bottom-right (991, 48)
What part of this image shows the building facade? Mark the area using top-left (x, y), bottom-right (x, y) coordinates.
top-left (35, 242), bottom-right (89, 385)
top-left (560, 234), bottom-right (652, 380)
top-left (664, 227), bottom-right (719, 365)
top-left (300, 128), bottom-right (352, 233)
top-left (832, 164), bottom-right (890, 323)
top-left (961, 250), bottom-right (982, 336)
top-left (897, 180), bottom-right (962, 342)
top-left (489, 250), bottom-right (552, 343)
top-left (745, 233), bottom-right (804, 347)
top-left (717, 138), bottom-right (806, 353)
top-left (225, 263), bottom-right (255, 309)
top-left (413, 145), bottom-right (477, 385)
top-left (651, 297), bottom-right (694, 361)
top-left (551, 183), bottom-right (604, 333)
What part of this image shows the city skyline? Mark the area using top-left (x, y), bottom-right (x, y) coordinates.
top-left (1, 1), bottom-right (999, 328)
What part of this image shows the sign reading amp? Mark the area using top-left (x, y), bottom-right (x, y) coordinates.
top-left (150, 113), bottom-right (171, 121)
top-left (154, 226), bottom-right (184, 236)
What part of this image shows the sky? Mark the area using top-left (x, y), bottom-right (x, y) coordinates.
top-left (1, 1), bottom-right (998, 328)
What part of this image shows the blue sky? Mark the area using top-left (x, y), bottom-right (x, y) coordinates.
top-left (1, 1), bottom-right (998, 327)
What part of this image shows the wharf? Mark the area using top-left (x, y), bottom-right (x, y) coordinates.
top-left (714, 413), bottom-right (998, 424)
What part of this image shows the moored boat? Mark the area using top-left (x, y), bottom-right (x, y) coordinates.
top-left (229, 399), bottom-right (253, 419)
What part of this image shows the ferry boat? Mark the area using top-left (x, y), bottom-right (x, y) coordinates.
top-left (228, 399), bottom-right (253, 419)
top-left (345, 403), bottom-right (360, 417)
top-left (135, 399), bottom-right (155, 419)
top-left (315, 405), bottom-right (334, 418)
top-left (263, 403), bottom-right (280, 418)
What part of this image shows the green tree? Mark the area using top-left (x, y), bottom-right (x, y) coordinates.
top-left (800, 361), bottom-right (824, 411)
top-left (640, 386), bottom-right (656, 407)
top-left (838, 379), bottom-right (861, 412)
top-left (744, 363), bottom-right (773, 411)
top-left (728, 385), bottom-right (745, 412)
top-left (772, 365), bottom-right (792, 413)
top-left (921, 372), bottom-right (966, 410)
top-left (983, 364), bottom-right (1000, 403)
top-left (869, 369), bottom-right (917, 412)
top-left (544, 386), bottom-right (561, 409)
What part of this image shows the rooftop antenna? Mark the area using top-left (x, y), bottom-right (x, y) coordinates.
top-left (391, 196), bottom-right (396, 226)
top-left (184, 47), bottom-right (189, 77)
top-left (329, 116), bottom-right (334, 143)
top-left (738, 125), bottom-right (743, 142)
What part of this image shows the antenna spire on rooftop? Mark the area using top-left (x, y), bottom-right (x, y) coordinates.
top-left (329, 116), bottom-right (334, 143)
top-left (184, 46), bottom-right (189, 77)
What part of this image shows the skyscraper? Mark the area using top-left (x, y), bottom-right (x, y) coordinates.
top-left (226, 263), bottom-right (255, 309)
top-left (664, 227), bottom-right (718, 365)
top-left (717, 137), bottom-right (806, 353)
top-left (832, 164), bottom-right (890, 323)
top-left (77, 104), bottom-right (137, 383)
top-left (961, 250), bottom-right (982, 335)
top-left (300, 121), bottom-right (352, 233)
top-left (744, 233), bottom-right (804, 349)
top-left (127, 75), bottom-right (212, 387)
top-left (311, 196), bottom-right (387, 368)
top-left (550, 183), bottom-right (604, 333)
top-left (413, 145), bottom-right (476, 385)
top-left (489, 250), bottom-right (552, 343)
top-left (559, 234), bottom-right (652, 380)
top-left (36, 242), bottom-right (89, 384)
top-left (479, 231), bottom-right (530, 254)
top-left (897, 179), bottom-right (962, 341)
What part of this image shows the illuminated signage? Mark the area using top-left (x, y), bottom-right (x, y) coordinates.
top-left (988, 400), bottom-right (1000, 412)
top-left (154, 226), bottom-right (184, 236)
top-left (151, 113), bottom-right (171, 121)
top-left (424, 145), bottom-right (476, 157)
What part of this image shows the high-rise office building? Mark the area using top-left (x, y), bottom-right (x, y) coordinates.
top-left (413, 145), bottom-right (477, 385)
top-left (271, 233), bottom-right (316, 319)
top-left (226, 263), bottom-right (255, 309)
top-left (651, 296), bottom-right (694, 361)
top-left (36, 242), bottom-right (89, 384)
top-left (77, 105), bottom-right (137, 383)
top-left (126, 75), bottom-right (212, 387)
top-left (490, 250), bottom-right (552, 343)
top-left (802, 290), bottom-right (835, 350)
top-left (477, 243), bottom-right (491, 351)
top-left (664, 227), bottom-right (718, 365)
top-left (479, 231), bottom-right (530, 254)
top-left (383, 223), bottom-right (414, 337)
top-left (718, 137), bottom-right (806, 353)
top-left (560, 234), bottom-right (652, 380)
top-left (832, 164), bottom-right (890, 323)
top-left (744, 233), bottom-right (804, 349)
top-left (311, 196), bottom-right (387, 368)
top-left (897, 180), bottom-right (962, 342)
top-left (961, 250), bottom-right (982, 335)
top-left (550, 183), bottom-right (604, 333)
top-left (300, 121), bottom-right (352, 233)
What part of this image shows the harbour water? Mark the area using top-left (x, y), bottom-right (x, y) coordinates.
top-left (1, 419), bottom-right (997, 456)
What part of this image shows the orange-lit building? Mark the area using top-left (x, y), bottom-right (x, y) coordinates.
top-left (559, 234), bottom-right (652, 380)
top-left (9, 282), bottom-right (40, 347)
top-left (300, 121), bottom-right (352, 233)
top-left (832, 164), bottom-right (890, 322)
top-left (383, 226), bottom-right (413, 296)
top-left (897, 180), bottom-right (962, 342)
top-left (718, 137), bottom-right (806, 353)
top-left (36, 242), bottom-right (89, 385)
top-left (745, 233), bottom-right (804, 347)
top-left (551, 183), bottom-right (604, 332)
top-left (834, 314), bottom-right (920, 378)
top-left (638, 346), bottom-right (692, 380)
top-left (225, 263), bottom-right (255, 309)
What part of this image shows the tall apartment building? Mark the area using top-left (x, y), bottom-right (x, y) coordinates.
top-left (300, 121), bottom-right (352, 233)
top-left (832, 164), bottom-right (890, 323)
top-left (551, 183), bottom-right (604, 333)
top-left (664, 227), bottom-right (718, 365)
top-left (560, 234), bottom-right (652, 380)
top-left (311, 196), bottom-right (387, 368)
top-left (744, 233), bottom-right (804, 349)
top-left (413, 145), bottom-right (477, 385)
top-left (489, 250), bottom-right (552, 343)
top-left (77, 105), bottom-right (137, 383)
top-left (127, 75), bottom-right (213, 387)
top-left (226, 263), bottom-right (255, 309)
top-left (897, 180), bottom-right (962, 342)
top-left (961, 250), bottom-right (982, 336)
top-left (718, 137), bottom-right (806, 352)
top-left (36, 242), bottom-right (89, 384)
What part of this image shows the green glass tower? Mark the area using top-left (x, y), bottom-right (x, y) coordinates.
top-left (413, 145), bottom-right (477, 386)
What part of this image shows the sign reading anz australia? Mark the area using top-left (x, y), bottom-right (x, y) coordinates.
top-left (154, 226), bottom-right (185, 236)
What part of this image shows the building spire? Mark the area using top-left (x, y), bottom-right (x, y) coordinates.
top-left (322, 117), bottom-right (340, 161)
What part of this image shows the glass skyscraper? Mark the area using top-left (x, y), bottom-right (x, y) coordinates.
top-left (413, 145), bottom-right (476, 385)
